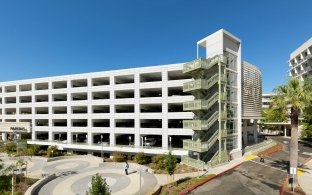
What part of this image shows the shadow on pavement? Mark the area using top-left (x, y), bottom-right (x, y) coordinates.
top-left (128, 171), bottom-right (137, 175)
top-left (57, 171), bottom-right (78, 177)
top-left (268, 160), bottom-right (289, 171)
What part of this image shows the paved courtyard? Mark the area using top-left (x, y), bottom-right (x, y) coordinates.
top-left (26, 156), bottom-right (157, 195)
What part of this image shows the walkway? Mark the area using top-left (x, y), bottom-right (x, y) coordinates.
top-left (298, 159), bottom-right (312, 195)
top-left (30, 157), bottom-right (157, 195)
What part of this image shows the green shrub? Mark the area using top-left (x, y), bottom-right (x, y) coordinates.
top-left (27, 145), bottom-right (40, 156)
top-left (134, 152), bottom-right (151, 165)
top-left (4, 142), bottom-right (16, 154)
top-left (152, 154), bottom-right (166, 170)
top-left (112, 151), bottom-right (126, 162)
top-left (0, 175), bottom-right (11, 194)
top-left (86, 173), bottom-right (111, 195)
top-left (47, 145), bottom-right (58, 158)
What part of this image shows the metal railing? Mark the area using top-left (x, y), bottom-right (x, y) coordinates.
top-left (183, 55), bottom-right (226, 74)
top-left (183, 92), bottom-right (219, 111)
top-left (243, 139), bottom-right (276, 155)
top-left (220, 129), bottom-right (227, 138)
top-left (207, 150), bottom-right (229, 167)
top-left (181, 155), bottom-right (205, 170)
top-left (183, 130), bottom-right (218, 153)
top-left (183, 74), bottom-right (219, 92)
top-left (183, 111), bottom-right (219, 130)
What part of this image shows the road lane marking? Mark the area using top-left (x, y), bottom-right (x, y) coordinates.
top-left (244, 155), bottom-right (258, 161)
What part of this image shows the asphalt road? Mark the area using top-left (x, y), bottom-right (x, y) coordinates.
top-left (191, 160), bottom-right (286, 195)
top-left (269, 136), bottom-right (312, 159)
top-left (191, 136), bottom-right (312, 195)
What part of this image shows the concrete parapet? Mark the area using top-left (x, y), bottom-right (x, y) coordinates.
top-left (24, 173), bottom-right (56, 195)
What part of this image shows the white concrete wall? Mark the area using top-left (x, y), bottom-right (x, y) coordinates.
top-left (0, 63), bottom-right (194, 153)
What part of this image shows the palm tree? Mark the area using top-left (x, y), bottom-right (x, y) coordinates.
top-left (272, 78), bottom-right (312, 188)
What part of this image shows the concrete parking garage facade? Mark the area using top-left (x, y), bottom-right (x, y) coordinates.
top-left (0, 29), bottom-right (261, 168)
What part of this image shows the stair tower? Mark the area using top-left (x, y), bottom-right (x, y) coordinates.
top-left (181, 29), bottom-right (242, 169)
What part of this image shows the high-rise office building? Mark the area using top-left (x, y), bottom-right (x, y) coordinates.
top-left (289, 37), bottom-right (312, 79)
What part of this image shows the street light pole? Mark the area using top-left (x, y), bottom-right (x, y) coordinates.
top-left (169, 136), bottom-right (172, 151)
top-left (101, 135), bottom-right (103, 158)
top-left (141, 136), bottom-right (143, 149)
top-left (129, 136), bottom-right (131, 146)
top-left (11, 167), bottom-right (14, 195)
top-left (139, 165), bottom-right (142, 195)
top-left (16, 134), bottom-right (19, 155)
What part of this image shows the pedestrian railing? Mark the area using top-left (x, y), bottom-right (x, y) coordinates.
top-left (243, 139), bottom-right (277, 155)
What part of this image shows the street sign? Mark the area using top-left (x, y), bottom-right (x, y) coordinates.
top-left (290, 167), bottom-right (297, 175)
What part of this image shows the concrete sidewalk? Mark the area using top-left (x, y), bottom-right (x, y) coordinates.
top-left (298, 159), bottom-right (312, 195)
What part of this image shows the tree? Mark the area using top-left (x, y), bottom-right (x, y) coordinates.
top-left (302, 106), bottom-right (312, 139)
top-left (272, 78), bottom-right (312, 188)
top-left (0, 160), bottom-right (13, 194)
top-left (164, 152), bottom-right (177, 182)
top-left (86, 173), bottom-right (111, 195)
top-left (262, 107), bottom-right (288, 123)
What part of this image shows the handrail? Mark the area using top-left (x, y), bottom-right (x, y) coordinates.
top-left (183, 74), bottom-right (219, 92)
top-left (183, 92), bottom-right (219, 111)
top-left (183, 111), bottom-right (220, 130)
top-left (183, 55), bottom-right (225, 74)
top-left (206, 130), bottom-right (219, 148)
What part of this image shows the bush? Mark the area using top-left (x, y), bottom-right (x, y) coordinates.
top-left (27, 145), bottom-right (40, 156)
top-left (134, 152), bottom-right (151, 165)
top-left (0, 175), bottom-right (12, 194)
top-left (112, 151), bottom-right (126, 162)
top-left (86, 173), bottom-right (111, 195)
top-left (152, 154), bottom-right (166, 170)
top-left (4, 142), bottom-right (16, 154)
top-left (47, 145), bottom-right (58, 158)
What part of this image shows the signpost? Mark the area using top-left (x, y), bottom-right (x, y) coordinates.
top-left (290, 167), bottom-right (297, 192)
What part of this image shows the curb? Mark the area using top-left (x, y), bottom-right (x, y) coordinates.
top-left (280, 176), bottom-right (288, 195)
top-left (24, 173), bottom-right (56, 195)
top-left (179, 163), bottom-right (242, 195)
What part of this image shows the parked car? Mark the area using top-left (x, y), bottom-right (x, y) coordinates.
top-left (144, 138), bottom-right (156, 146)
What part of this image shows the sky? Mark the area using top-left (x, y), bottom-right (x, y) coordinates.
top-left (0, 0), bottom-right (312, 92)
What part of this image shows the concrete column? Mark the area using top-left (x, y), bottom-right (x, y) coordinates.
top-left (87, 132), bottom-right (92, 144)
top-left (2, 133), bottom-right (7, 141)
top-left (110, 133), bottom-right (115, 146)
top-left (243, 120), bottom-right (248, 146)
top-left (48, 131), bottom-right (53, 141)
top-left (31, 130), bottom-right (36, 140)
top-left (253, 119), bottom-right (258, 144)
top-left (161, 71), bottom-right (168, 149)
top-left (67, 132), bottom-right (72, 144)
top-left (162, 134), bottom-right (169, 150)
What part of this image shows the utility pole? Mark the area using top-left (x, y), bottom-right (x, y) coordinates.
top-left (11, 167), bottom-right (14, 195)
